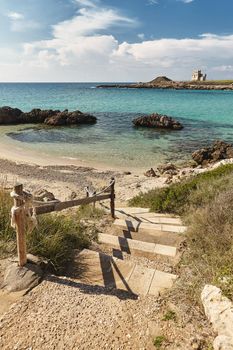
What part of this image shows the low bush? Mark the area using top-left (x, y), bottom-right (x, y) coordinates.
top-left (178, 190), bottom-right (233, 302)
top-left (129, 164), bottom-right (233, 215)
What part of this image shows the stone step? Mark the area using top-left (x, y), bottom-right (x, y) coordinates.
top-left (98, 233), bottom-right (177, 258)
top-left (116, 213), bottom-right (182, 226)
top-left (77, 249), bottom-right (177, 296)
top-left (114, 208), bottom-right (182, 226)
top-left (112, 229), bottom-right (184, 247)
top-left (114, 218), bottom-right (187, 234)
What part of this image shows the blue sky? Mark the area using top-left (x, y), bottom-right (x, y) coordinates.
top-left (0, 0), bottom-right (233, 81)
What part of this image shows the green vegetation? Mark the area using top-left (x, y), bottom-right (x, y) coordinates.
top-left (153, 336), bottom-right (167, 349)
top-left (130, 163), bottom-right (233, 302)
top-left (129, 164), bottom-right (233, 215)
top-left (162, 310), bottom-right (177, 322)
top-left (179, 190), bottom-right (233, 302)
top-left (0, 189), bottom-right (103, 272)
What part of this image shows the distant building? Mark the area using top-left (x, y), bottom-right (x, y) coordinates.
top-left (192, 70), bottom-right (207, 82)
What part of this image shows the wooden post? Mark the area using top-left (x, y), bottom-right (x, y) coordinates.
top-left (13, 184), bottom-right (27, 267)
top-left (110, 178), bottom-right (115, 219)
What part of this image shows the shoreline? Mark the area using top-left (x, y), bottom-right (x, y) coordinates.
top-left (0, 140), bottom-right (144, 173)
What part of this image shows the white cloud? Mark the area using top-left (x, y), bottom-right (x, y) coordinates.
top-left (137, 33), bottom-right (145, 40)
top-left (7, 12), bottom-right (24, 20)
top-left (75, 0), bottom-right (98, 7)
top-left (52, 7), bottom-right (136, 39)
top-left (147, 0), bottom-right (159, 5)
top-left (1, 2), bottom-right (233, 82)
top-left (212, 65), bottom-right (233, 72)
top-left (6, 11), bottom-right (40, 32)
top-left (180, 0), bottom-right (194, 3)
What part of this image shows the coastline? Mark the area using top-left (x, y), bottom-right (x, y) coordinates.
top-left (0, 141), bottom-right (167, 204)
top-left (97, 81), bottom-right (233, 90)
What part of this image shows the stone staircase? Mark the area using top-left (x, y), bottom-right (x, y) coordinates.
top-left (77, 207), bottom-right (186, 297)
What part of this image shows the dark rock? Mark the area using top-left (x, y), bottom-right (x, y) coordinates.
top-left (0, 106), bottom-right (23, 124)
top-left (0, 107), bottom-right (97, 126)
top-left (123, 171), bottom-right (132, 175)
top-left (21, 109), bottom-right (59, 123)
top-left (144, 168), bottom-right (157, 177)
top-left (70, 191), bottom-right (77, 200)
top-left (192, 140), bottom-right (233, 166)
top-left (44, 110), bottom-right (97, 126)
top-left (158, 163), bottom-right (178, 175)
top-left (133, 113), bottom-right (183, 130)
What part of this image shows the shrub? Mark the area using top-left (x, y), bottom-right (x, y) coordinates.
top-left (129, 164), bottom-right (233, 215)
top-left (176, 189), bottom-right (233, 302)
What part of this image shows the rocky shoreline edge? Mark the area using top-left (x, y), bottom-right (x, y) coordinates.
top-left (0, 107), bottom-right (97, 126)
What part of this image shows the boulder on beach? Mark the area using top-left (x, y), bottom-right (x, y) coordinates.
top-left (133, 113), bottom-right (183, 130)
top-left (0, 107), bottom-right (97, 126)
top-left (192, 140), bottom-right (233, 166)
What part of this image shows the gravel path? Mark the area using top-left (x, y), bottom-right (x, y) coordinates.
top-left (0, 275), bottom-right (160, 350)
top-left (0, 273), bottom-right (213, 350)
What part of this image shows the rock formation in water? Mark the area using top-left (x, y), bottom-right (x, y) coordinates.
top-left (192, 140), bottom-right (233, 166)
top-left (0, 107), bottom-right (97, 126)
top-left (133, 113), bottom-right (183, 130)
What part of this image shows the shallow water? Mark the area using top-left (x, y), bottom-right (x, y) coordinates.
top-left (0, 83), bottom-right (233, 168)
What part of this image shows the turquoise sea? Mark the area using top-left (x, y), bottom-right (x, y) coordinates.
top-left (0, 83), bottom-right (233, 169)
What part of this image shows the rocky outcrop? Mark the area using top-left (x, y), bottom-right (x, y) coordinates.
top-left (0, 107), bottom-right (97, 126)
top-left (133, 114), bottom-right (183, 130)
top-left (201, 285), bottom-right (233, 350)
top-left (0, 106), bottom-right (22, 124)
top-left (44, 110), bottom-right (97, 126)
top-left (192, 140), bottom-right (233, 166)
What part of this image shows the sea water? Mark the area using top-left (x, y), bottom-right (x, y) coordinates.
top-left (0, 83), bottom-right (233, 169)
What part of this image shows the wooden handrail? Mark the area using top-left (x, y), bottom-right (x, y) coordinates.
top-left (11, 178), bottom-right (115, 266)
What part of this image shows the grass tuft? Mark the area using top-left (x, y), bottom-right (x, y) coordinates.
top-left (153, 336), bottom-right (167, 349)
top-left (0, 189), bottom-right (103, 272)
top-left (162, 310), bottom-right (177, 322)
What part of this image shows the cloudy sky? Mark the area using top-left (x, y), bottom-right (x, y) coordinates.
top-left (0, 0), bottom-right (233, 82)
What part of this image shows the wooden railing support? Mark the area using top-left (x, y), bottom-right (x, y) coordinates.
top-left (110, 177), bottom-right (115, 219)
top-left (13, 184), bottom-right (27, 267)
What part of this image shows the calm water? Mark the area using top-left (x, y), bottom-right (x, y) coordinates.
top-left (0, 83), bottom-right (233, 169)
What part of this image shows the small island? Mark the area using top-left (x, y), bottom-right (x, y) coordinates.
top-left (97, 73), bottom-right (233, 91)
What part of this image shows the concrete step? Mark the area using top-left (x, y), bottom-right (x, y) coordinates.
top-left (112, 228), bottom-right (184, 247)
top-left (77, 249), bottom-right (177, 296)
top-left (99, 233), bottom-right (177, 258)
top-left (115, 208), bottom-right (182, 226)
top-left (114, 218), bottom-right (187, 234)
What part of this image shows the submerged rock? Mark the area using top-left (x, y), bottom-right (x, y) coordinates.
top-left (192, 140), bottom-right (233, 166)
top-left (0, 106), bottom-right (97, 126)
top-left (133, 113), bottom-right (183, 130)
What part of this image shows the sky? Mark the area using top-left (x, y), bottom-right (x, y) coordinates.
top-left (0, 0), bottom-right (233, 82)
